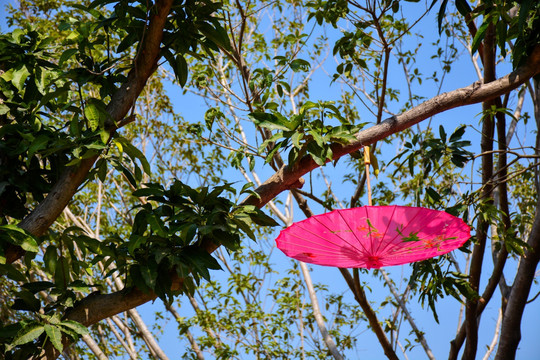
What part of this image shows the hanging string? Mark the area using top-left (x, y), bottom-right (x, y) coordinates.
top-left (364, 146), bottom-right (372, 206)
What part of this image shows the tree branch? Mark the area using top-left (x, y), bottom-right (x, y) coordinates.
top-left (494, 79), bottom-right (540, 360)
top-left (380, 269), bottom-right (435, 360)
top-left (494, 197), bottom-right (540, 359)
top-left (463, 22), bottom-right (497, 360)
top-left (7, 0), bottom-right (174, 265)
top-left (290, 190), bottom-right (346, 360)
top-left (339, 268), bottom-right (399, 360)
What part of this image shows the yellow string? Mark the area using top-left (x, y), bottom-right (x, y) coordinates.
top-left (364, 146), bottom-right (372, 206)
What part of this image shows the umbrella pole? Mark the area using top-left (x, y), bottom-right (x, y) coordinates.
top-left (364, 146), bottom-right (372, 206)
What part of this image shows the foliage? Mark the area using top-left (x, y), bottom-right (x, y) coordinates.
top-left (126, 180), bottom-right (278, 302)
top-left (250, 101), bottom-right (364, 166)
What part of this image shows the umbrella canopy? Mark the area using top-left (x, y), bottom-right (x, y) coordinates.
top-left (276, 205), bottom-right (470, 269)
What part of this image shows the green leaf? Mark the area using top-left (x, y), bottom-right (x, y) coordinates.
top-left (307, 129), bottom-right (324, 147)
top-left (0, 264), bottom-right (26, 282)
top-left (184, 247), bottom-right (222, 281)
top-left (12, 65), bottom-right (30, 91)
top-left (54, 256), bottom-right (69, 290)
top-left (132, 187), bottom-right (165, 197)
top-left (173, 55), bottom-right (189, 87)
top-left (28, 134), bottom-right (50, 159)
top-left (299, 101), bottom-right (319, 114)
top-left (116, 31), bottom-right (139, 53)
top-left (240, 206), bottom-right (279, 227)
top-left (12, 323), bottom-right (45, 346)
top-left (392, 1), bottom-right (399, 13)
top-left (471, 17), bottom-right (491, 55)
top-left (68, 280), bottom-right (96, 292)
top-left (306, 142), bottom-right (327, 166)
top-left (0, 225), bottom-right (39, 252)
top-left (11, 28), bottom-right (25, 43)
top-left (12, 289), bottom-right (41, 311)
top-left (45, 324), bottom-right (63, 353)
top-left (59, 48), bottom-right (78, 66)
top-left (147, 213), bottom-right (168, 238)
top-left (290, 58), bottom-right (311, 72)
top-left (100, 129), bottom-right (110, 144)
top-left (437, 0), bottom-right (449, 34)
top-left (84, 98), bottom-right (108, 131)
top-left (129, 265), bottom-right (151, 293)
top-left (43, 246), bottom-right (58, 274)
top-left (455, 0), bottom-right (471, 17)
top-left (439, 125), bottom-right (447, 143)
top-left (0, 323), bottom-right (22, 339)
top-left (449, 125), bottom-right (466, 142)
top-left (259, 132), bottom-right (286, 153)
top-left (426, 187), bottom-right (441, 202)
top-left (249, 112), bottom-right (292, 131)
top-left (232, 214), bottom-right (256, 240)
top-left (291, 132), bottom-right (303, 149)
top-left (59, 320), bottom-right (89, 336)
top-left (140, 262), bottom-right (158, 289)
top-left (0, 103), bottom-right (9, 115)
top-left (199, 21), bottom-right (232, 52)
top-left (518, 0), bottom-right (534, 31)
top-left (115, 137), bottom-right (152, 175)
top-left (22, 281), bottom-right (55, 294)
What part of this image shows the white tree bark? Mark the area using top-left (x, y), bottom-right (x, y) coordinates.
top-left (299, 261), bottom-right (345, 360)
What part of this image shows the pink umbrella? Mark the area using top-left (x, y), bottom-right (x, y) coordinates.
top-left (276, 205), bottom-right (470, 269)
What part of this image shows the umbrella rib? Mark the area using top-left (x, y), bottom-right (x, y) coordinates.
top-left (335, 209), bottom-right (372, 256)
top-left (286, 230), bottom-right (360, 257)
top-left (309, 212), bottom-right (370, 255)
top-left (369, 205), bottom-right (398, 256)
top-left (388, 211), bottom-right (465, 258)
top-left (372, 206), bottom-right (430, 256)
top-left (380, 208), bottom-right (459, 259)
top-left (288, 219), bottom-right (363, 257)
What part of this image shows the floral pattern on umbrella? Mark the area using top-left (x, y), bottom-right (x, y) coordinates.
top-left (275, 205), bottom-right (470, 269)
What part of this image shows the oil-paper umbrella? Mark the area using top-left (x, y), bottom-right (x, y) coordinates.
top-left (276, 205), bottom-right (470, 269)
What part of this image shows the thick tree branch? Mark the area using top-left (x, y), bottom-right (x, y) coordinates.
top-left (27, 0), bottom-right (175, 358)
top-left (339, 268), bottom-right (399, 360)
top-left (494, 197), bottom-right (540, 360)
top-left (7, 0), bottom-right (174, 265)
top-left (463, 22), bottom-right (497, 360)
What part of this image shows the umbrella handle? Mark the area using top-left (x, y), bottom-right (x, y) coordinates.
top-left (364, 146), bottom-right (372, 206)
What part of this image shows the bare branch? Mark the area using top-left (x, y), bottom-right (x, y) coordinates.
top-left (380, 270), bottom-right (435, 360)
top-left (299, 261), bottom-right (345, 360)
top-left (166, 305), bottom-right (205, 360)
top-left (80, 334), bottom-right (109, 360)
